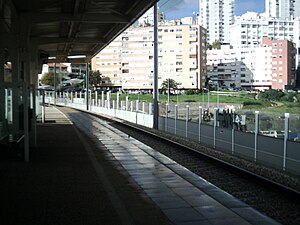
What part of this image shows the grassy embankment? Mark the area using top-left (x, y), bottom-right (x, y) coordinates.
top-left (109, 91), bottom-right (300, 114)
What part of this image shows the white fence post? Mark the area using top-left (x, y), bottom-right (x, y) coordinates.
top-left (165, 104), bottom-right (169, 132)
top-left (136, 100), bottom-right (139, 112)
top-left (283, 113), bottom-right (289, 171)
top-left (175, 105), bottom-right (178, 135)
top-left (149, 103), bottom-right (152, 115)
top-left (186, 105), bottom-right (189, 138)
top-left (213, 108), bottom-right (217, 148)
top-left (142, 102), bottom-right (145, 114)
top-left (107, 91), bottom-right (111, 109)
top-left (126, 96), bottom-right (129, 111)
top-left (116, 92), bottom-right (120, 109)
top-left (95, 91), bottom-right (98, 106)
top-left (254, 111), bottom-right (259, 162)
top-left (199, 106), bottom-right (202, 142)
top-left (121, 101), bottom-right (124, 110)
top-left (89, 91), bottom-right (92, 108)
top-left (231, 109), bottom-right (235, 155)
top-left (130, 101), bottom-right (133, 112)
top-left (112, 100), bottom-right (116, 117)
top-left (101, 91), bottom-right (104, 107)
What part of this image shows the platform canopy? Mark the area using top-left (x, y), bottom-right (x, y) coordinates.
top-left (4, 0), bottom-right (157, 63)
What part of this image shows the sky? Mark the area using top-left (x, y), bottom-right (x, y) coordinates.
top-left (159, 0), bottom-right (265, 19)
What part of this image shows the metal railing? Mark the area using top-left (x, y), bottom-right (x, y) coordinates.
top-left (45, 91), bottom-right (300, 176)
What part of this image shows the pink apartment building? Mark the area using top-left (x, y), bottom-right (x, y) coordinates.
top-left (261, 37), bottom-right (296, 90)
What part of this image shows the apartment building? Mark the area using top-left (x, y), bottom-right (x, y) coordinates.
top-left (207, 37), bottom-right (296, 90)
top-left (70, 63), bottom-right (88, 78)
top-left (92, 41), bottom-right (123, 90)
top-left (266, 0), bottom-right (300, 19)
top-left (91, 23), bottom-right (207, 92)
top-left (46, 63), bottom-right (69, 77)
top-left (207, 45), bottom-right (271, 90)
top-left (262, 37), bottom-right (296, 89)
top-left (199, 0), bottom-right (235, 44)
top-left (230, 12), bottom-right (295, 49)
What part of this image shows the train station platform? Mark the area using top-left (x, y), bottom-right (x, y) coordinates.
top-left (0, 106), bottom-right (281, 225)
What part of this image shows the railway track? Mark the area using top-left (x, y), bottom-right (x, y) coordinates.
top-left (61, 106), bottom-right (300, 225)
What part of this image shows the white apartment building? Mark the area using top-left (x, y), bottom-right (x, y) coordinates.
top-left (93, 41), bottom-right (123, 89)
top-left (199, 0), bottom-right (235, 44)
top-left (230, 12), bottom-right (295, 49)
top-left (207, 37), bottom-right (296, 90)
top-left (92, 24), bottom-right (207, 91)
top-left (207, 45), bottom-right (272, 90)
top-left (266, 0), bottom-right (300, 19)
top-left (293, 17), bottom-right (300, 66)
top-left (230, 12), bottom-right (300, 71)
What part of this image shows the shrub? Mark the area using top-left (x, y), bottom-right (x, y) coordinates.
top-left (243, 101), bottom-right (262, 106)
top-left (184, 99), bottom-right (196, 102)
top-left (185, 90), bottom-right (195, 95)
top-left (258, 89), bottom-right (284, 101)
top-left (281, 93), bottom-right (296, 102)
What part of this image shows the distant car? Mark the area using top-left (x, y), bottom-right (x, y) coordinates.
top-left (39, 85), bottom-right (54, 91)
top-left (260, 130), bottom-right (277, 138)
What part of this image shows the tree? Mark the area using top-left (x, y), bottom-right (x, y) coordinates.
top-left (161, 78), bottom-right (177, 93)
top-left (211, 40), bottom-right (222, 49)
top-left (89, 70), bottom-right (102, 88)
top-left (40, 72), bottom-right (58, 86)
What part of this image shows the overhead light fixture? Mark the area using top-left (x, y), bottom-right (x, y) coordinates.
top-left (67, 55), bottom-right (86, 59)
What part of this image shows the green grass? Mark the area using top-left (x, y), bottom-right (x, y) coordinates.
top-left (269, 102), bottom-right (300, 114)
top-left (108, 92), bottom-right (300, 114)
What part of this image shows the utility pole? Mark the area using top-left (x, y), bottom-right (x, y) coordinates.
top-left (86, 62), bottom-right (89, 110)
top-left (153, 3), bottom-right (159, 129)
top-left (54, 62), bottom-right (56, 105)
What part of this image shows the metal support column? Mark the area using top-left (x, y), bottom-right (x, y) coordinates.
top-left (153, 3), bottom-right (159, 129)
top-left (23, 83), bottom-right (29, 162)
top-left (86, 63), bottom-right (89, 111)
top-left (54, 63), bottom-right (57, 105)
top-left (254, 111), bottom-right (259, 162)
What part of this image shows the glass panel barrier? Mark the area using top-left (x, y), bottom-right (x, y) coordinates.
top-left (290, 114), bottom-right (300, 141)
